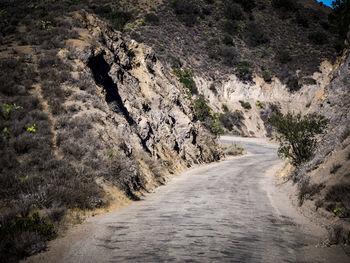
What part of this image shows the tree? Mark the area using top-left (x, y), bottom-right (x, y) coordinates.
top-left (329, 0), bottom-right (350, 39)
top-left (328, 0), bottom-right (350, 51)
top-left (268, 113), bottom-right (328, 165)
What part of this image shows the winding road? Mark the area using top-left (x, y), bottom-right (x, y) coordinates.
top-left (26, 137), bottom-right (350, 263)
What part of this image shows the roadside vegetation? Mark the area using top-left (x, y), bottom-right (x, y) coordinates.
top-left (268, 112), bottom-right (328, 165)
top-left (223, 144), bottom-right (245, 156)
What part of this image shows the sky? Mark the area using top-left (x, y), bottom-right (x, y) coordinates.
top-left (317, 0), bottom-right (333, 7)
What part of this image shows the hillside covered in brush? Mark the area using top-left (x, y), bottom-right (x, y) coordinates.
top-left (0, 0), bottom-right (349, 262)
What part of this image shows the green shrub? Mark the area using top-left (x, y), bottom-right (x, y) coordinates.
top-left (224, 143), bottom-right (245, 156)
top-left (218, 112), bottom-right (233, 130)
top-left (235, 61), bottom-right (253, 82)
top-left (210, 118), bottom-right (225, 137)
top-left (194, 94), bottom-right (211, 121)
top-left (262, 70), bottom-right (272, 82)
top-left (0, 213), bottom-right (55, 261)
top-left (173, 68), bottom-right (198, 96)
top-left (256, 100), bottom-right (264, 108)
top-left (193, 96), bottom-right (225, 137)
top-left (1, 103), bottom-right (22, 119)
top-left (268, 112), bottom-right (328, 165)
top-left (239, 100), bottom-right (251, 110)
top-left (332, 207), bottom-right (347, 218)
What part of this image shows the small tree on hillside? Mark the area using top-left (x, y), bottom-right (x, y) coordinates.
top-left (268, 112), bottom-right (328, 165)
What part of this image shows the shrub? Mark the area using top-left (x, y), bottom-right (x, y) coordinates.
top-left (326, 183), bottom-right (350, 206)
top-left (173, 68), bottom-right (198, 96)
top-left (224, 144), bottom-right (245, 156)
top-left (209, 118), bottom-right (225, 137)
top-left (298, 181), bottom-right (324, 205)
top-left (224, 3), bottom-right (244, 20)
top-left (145, 13), bottom-right (159, 25)
top-left (0, 212), bottom-right (55, 262)
top-left (217, 45), bottom-right (238, 66)
top-left (276, 50), bottom-right (292, 64)
top-left (218, 112), bottom-right (233, 130)
top-left (268, 112), bottom-right (328, 165)
top-left (172, 0), bottom-right (199, 27)
top-left (328, 0), bottom-right (350, 40)
top-left (239, 100), bottom-right (251, 110)
top-left (308, 32), bottom-right (328, 45)
top-left (256, 100), bottom-right (264, 108)
top-left (194, 94), bottom-right (211, 121)
top-left (327, 225), bottom-right (350, 245)
top-left (245, 22), bottom-right (269, 46)
top-left (222, 34), bottom-right (233, 46)
top-left (287, 78), bottom-right (301, 92)
top-left (262, 70), bottom-right (272, 82)
top-left (94, 8), bottom-right (132, 31)
top-left (223, 20), bottom-right (240, 35)
top-left (235, 61), bottom-right (253, 82)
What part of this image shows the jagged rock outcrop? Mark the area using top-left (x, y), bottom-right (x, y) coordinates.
top-left (62, 11), bottom-right (222, 194)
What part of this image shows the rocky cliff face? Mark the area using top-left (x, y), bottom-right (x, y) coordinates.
top-left (288, 47), bottom-right (350, 243)
top-left (192, 60), bottom-right (333, 137)
top-left (60, 11), bottom-right (223, 197)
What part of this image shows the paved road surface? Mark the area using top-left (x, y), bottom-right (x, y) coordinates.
top-left (26, 137), bottom-right (350, 263)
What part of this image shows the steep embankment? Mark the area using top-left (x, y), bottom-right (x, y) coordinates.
top-left (287, 48), bottom-right (350, 244)
top-left (0, 9), bottom-right (221, 262)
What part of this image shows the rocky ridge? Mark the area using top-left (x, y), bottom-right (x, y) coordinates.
top-left (55, 11), bottom-right (223, 201)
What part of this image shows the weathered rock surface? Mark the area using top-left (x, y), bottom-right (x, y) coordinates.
top-left (62, 11), bottom-right (222, 196)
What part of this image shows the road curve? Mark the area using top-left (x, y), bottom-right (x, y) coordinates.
top-left (26, 137), bottom-right (349, 263)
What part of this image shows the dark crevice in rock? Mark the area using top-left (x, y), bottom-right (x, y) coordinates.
top-left (174, 140), bottom-right (180, 154)
top-left (191, 129), bottom-right (197, 145)
top-left (142, 103), bottom-right (151, 112)
top-left (138, 125), bottom-right (153, 154)
top-left (117, 69), bottom-right (124, 83)
top-left (169, 115), bottom-right (176, 125)
top-left (87, 52), bottom-right (134, 126)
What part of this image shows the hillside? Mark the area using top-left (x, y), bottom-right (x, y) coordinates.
top-left (0, 5), bottom-right (221, 262)
top-left (0, 0), bottom-right (349, 262)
